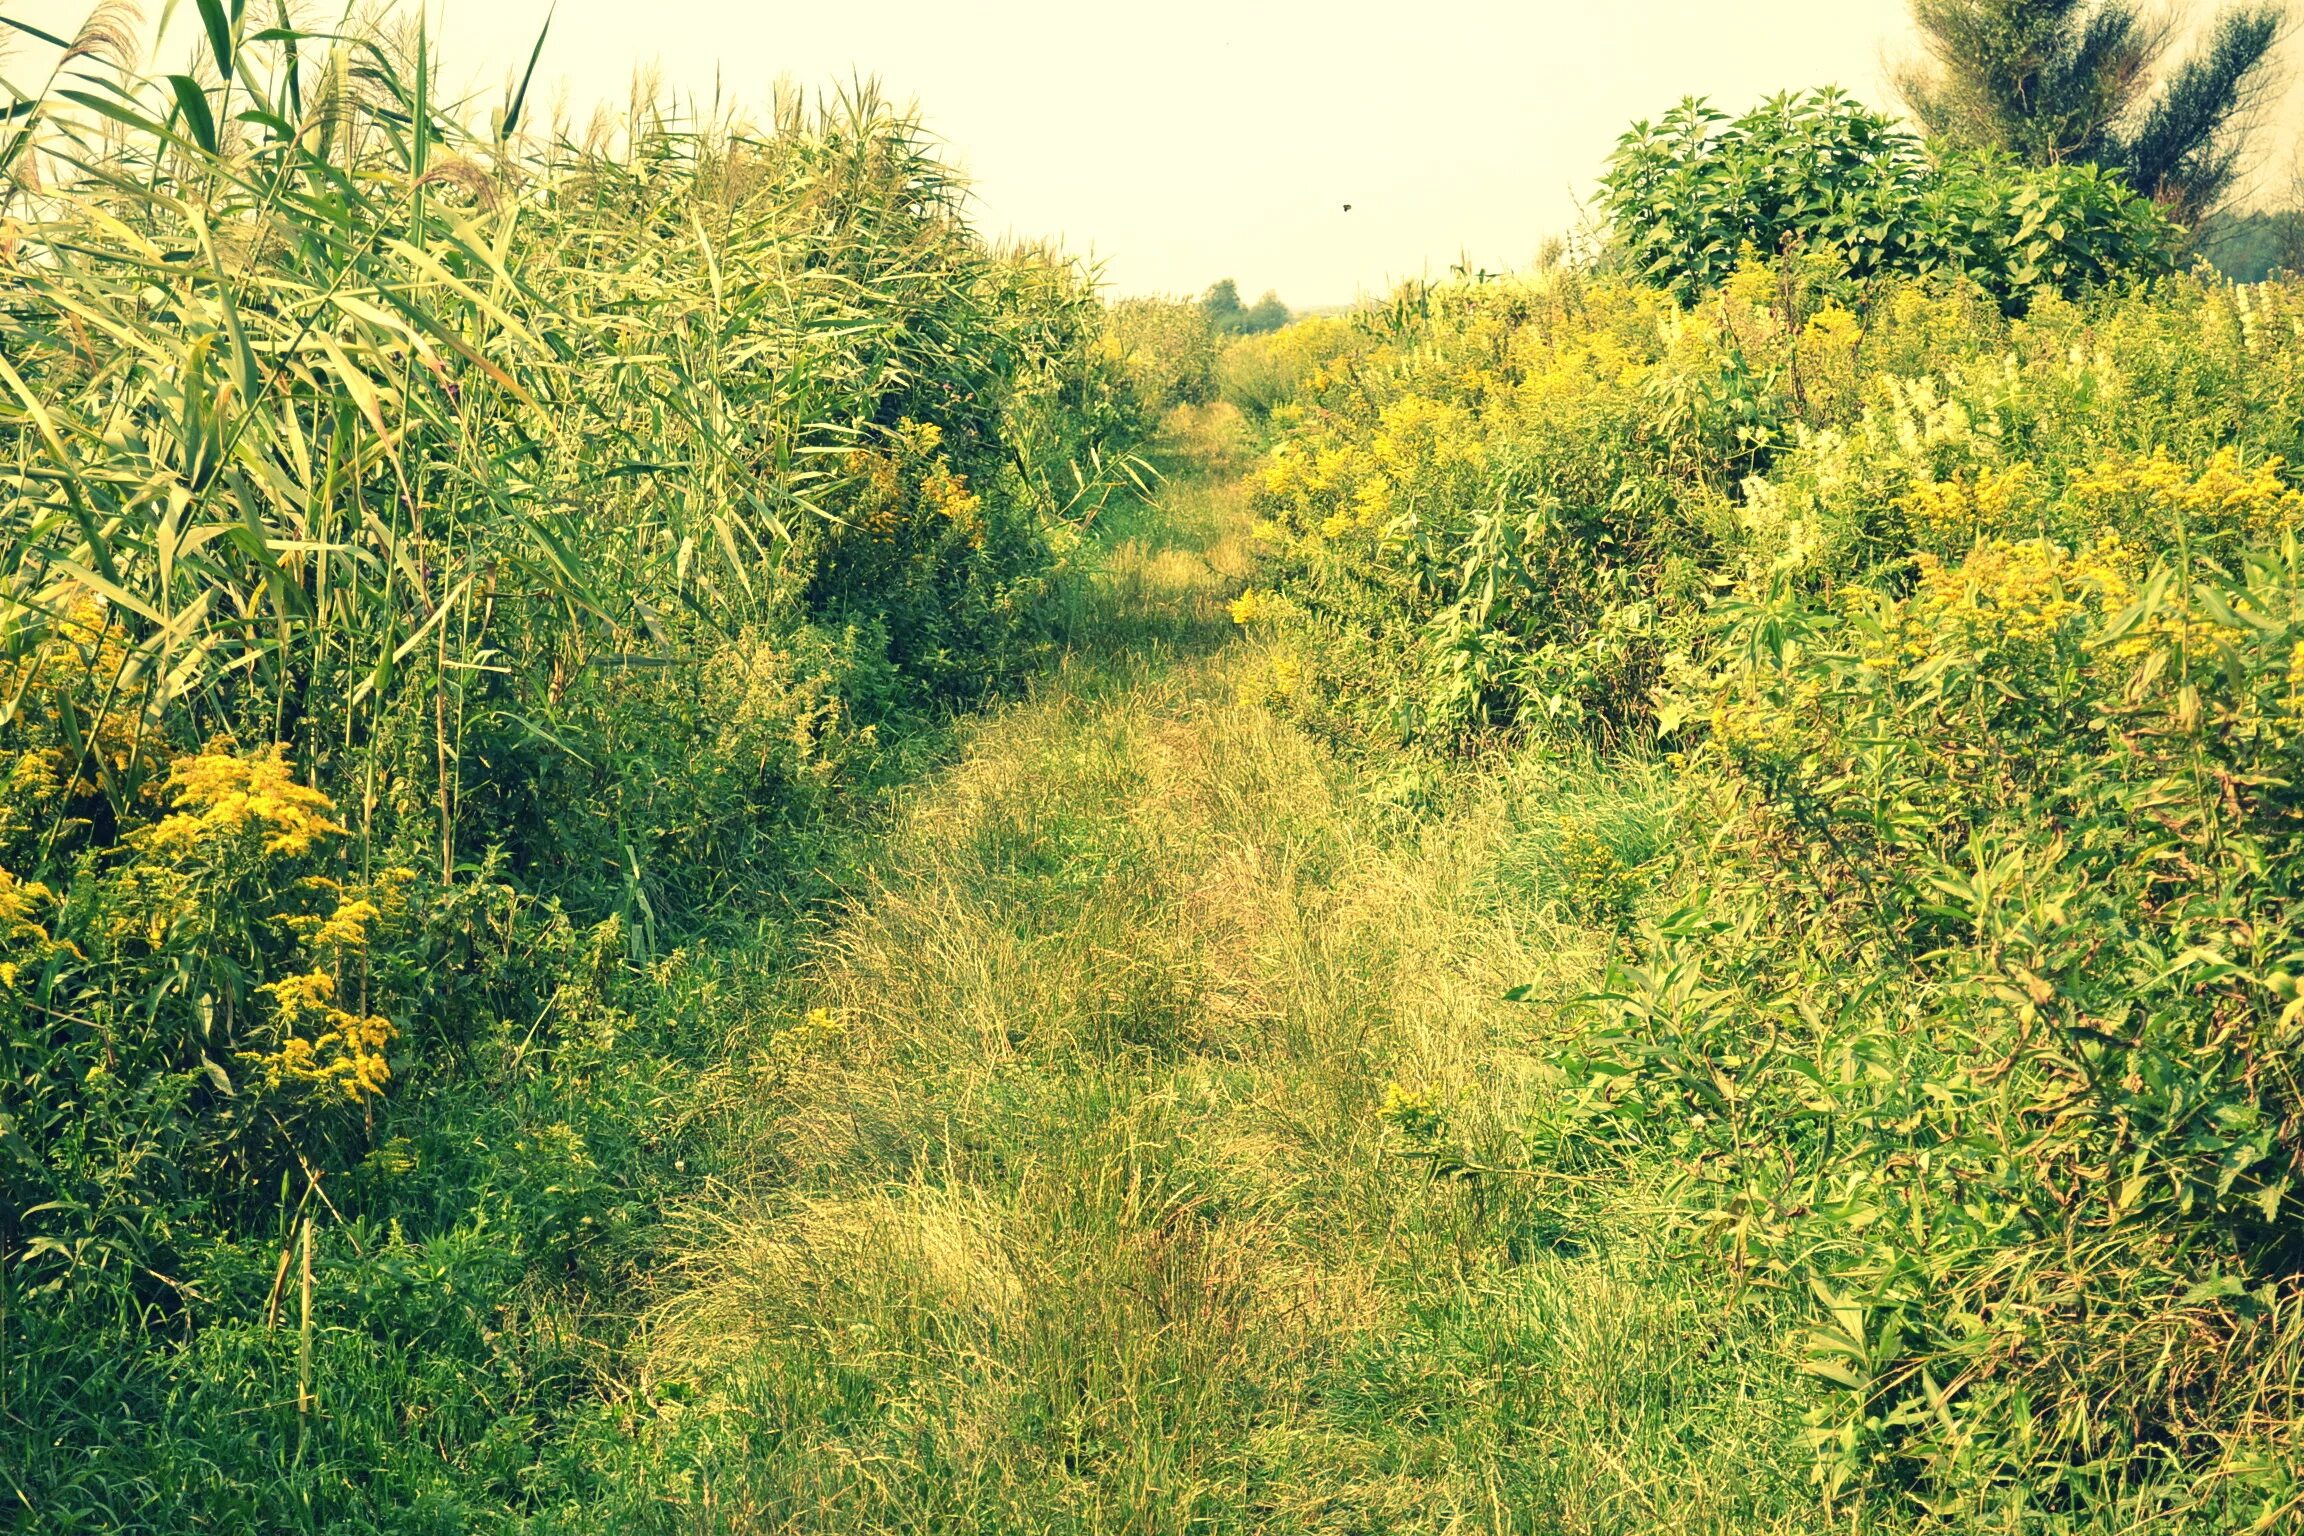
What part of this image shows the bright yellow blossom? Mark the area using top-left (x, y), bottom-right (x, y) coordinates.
top-left (243, 969), bottom-right (396, 1103)
top-left (140, 744), bottom-right (346, 861)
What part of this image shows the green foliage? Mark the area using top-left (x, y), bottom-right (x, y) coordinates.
top-left (0, 9), bottom-right (1143, 1526)
top-left (1215, 314), bottom-right (1364, 422)
top-left (1105, 294), bottom-right (1221, 416)
top-left (1902, 0), bottom-right (2287, 221)
top-left (1101, 284), bottom-right (1303, 427)
top-left (1600, 89), bottom-right (2179, 306)
top-left (1242, 215), bottom-right (2304, 1515)
top-left (1203, 276), bottom-right (1292, 335)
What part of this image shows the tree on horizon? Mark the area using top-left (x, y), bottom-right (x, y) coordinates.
top-left (1900, 0), bottom-right (2287, 221)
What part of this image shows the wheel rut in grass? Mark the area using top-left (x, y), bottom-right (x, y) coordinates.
top-left (628, 414), bottom-right (1823, 1534)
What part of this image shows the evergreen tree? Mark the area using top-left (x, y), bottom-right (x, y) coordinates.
top-left (1901, 0), bottom-right (2286, 221)
top-left (1201, 279), bottom-right (1245, 328)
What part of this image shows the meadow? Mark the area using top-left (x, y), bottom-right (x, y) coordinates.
top-left (6, 10), bottom-right (2304, 1535)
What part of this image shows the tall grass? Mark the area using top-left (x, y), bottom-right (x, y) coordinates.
top-left (0, 5), bottom-right (1143, 1526)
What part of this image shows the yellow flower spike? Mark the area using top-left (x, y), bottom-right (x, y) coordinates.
top-left (139, 743), bottom-right (346, 862)
top-left (0, 865), bottom-right (71, 989)
top-left (245, 967), bottom-right (396, 1104)
top-left (2283, 641), bottom-right (2304, 730)
top-left (0, 599), bottom-right (143, 795)
top-left (0, 865), bottom-right (54, 939)
top-left (310, 898), bottom-right (380, 950)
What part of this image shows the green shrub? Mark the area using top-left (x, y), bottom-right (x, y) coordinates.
top-left (1105, 294), bottom-right (1220, 416)
top-left (1216, 314), bottom-right (1363, 422)
top-left (1600, 90), bottom-right (2179, 309)
top-left (1241, 202), bottom-right (2304, 1513)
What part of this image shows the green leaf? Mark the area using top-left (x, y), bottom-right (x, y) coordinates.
top-left (165, 75), bottom-right (218, 155)
top-left (194, 0), bottom-right (239, 84)
top-left (0, 15), bottom-right (74, 49)
top-left (501, 7), bottom-right (553, 139)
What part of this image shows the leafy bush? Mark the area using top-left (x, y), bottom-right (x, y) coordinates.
top-left (1242, 208), bottom-right (2304, 1514)
top-left (1632, 514), bottom-right (2304, 1505)
top-left (1105, 294), bottom-right (1221, 416)
top-left (1600, 90), bottom-right (2179, 308)
top-left (1202, 277), bottom-right (1290, 335)
top-left (1216, 314), bottom-right (1364, 422)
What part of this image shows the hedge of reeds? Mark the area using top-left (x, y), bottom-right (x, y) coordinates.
top-left (0, 6), bottom-right (1146, 1525)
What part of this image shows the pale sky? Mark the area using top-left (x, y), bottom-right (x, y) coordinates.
top-left (440, 0), bottom-right (1926, 307)
top-left (9, 2), bottom-right (2302, 307)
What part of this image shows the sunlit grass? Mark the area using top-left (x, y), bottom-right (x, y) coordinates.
top-left (624, 418), bottom-right (1832, 1533)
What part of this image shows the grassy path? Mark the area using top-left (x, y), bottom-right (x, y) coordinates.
top-left (628, 417), bottom-right (1825, 1534)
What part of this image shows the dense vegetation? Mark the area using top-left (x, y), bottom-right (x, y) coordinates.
top-left (0, 10), bottom-right (1144, 1526)
top-left (1231, 103), bottom-right (2304, 1524)
top-left (1599, 90), bottom-right (2180, 305)
top-left (10, 1), bottom-right (2304, 1531)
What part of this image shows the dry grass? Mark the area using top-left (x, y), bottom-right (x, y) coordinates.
top-left (620, 419), bottom-right (1838, 1534)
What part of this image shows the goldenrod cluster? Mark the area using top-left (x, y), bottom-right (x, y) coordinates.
top-left (1229, 588), bottom-right (1299, 626)
top-left (1552, 819), bottom-right (1640, 920)
top-left (769, 1004), bottom-right (847, 1060)
top-left (0, 598), bottom-right (143, 797)
top-left (243, 969), bottom-right (396, 1103)
top-left (0, 748), bottom-right (65, 853)
top-left (1233, 647), bottom-right (1307, 711)
top-left (848, 420), bottom-right (984, 547)
top-left (141, 743), bottom-right (348, 860)
top-left (0, 865), bottom-right (64, 989)
top-left (1900, 536), bottom-right (2136, 657)
top-left (1375, 1080), bottom-right (1445, 1141)
top-left (2066, 447), bottom-right (2304, 549)
top-left (1901, 463), bottom-right (2037, 551)
top-left (1709, 683), bottom-right (1819, 780)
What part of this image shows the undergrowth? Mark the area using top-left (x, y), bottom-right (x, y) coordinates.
top-left (1236, 245), bottom-right (2304, 1528)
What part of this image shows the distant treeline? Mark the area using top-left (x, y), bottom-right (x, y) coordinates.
top-left (1202, 278), bottom-right (1290, 335)
top-left (2205, 208), bottom-right (2304, 281)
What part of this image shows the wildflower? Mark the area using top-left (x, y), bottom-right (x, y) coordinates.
top-left (0, 749), bottom-right (65, 849)
top-left (1879, 536), bottom-right (2136, 670)
top-left (309, 897), bottom-right (380, 949)
top-left (1376, 1081), bottom-right (1446, 1141)
top-left (140, 744), bottom-right (345, 861)
top-left (2283, 641), bottom-right (2304, 730)
top-left (0, 599), bottom-right (143, 795)
top-left (1900, 463), bottom-right (2034, 551)
top-left (242, 969), bottom-right (395, 1103)
top-left (768, 1004), bottom-right (845, 1059)
top-left (2067, 448), bottom-right (2304, 551)
top-left (0, 864), bottom-right (59, 988)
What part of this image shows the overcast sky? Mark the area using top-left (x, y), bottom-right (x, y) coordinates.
top-left (9, 1), bottom-right (2301, 307)
top-left (436, 0), bottom-right (1926, 307)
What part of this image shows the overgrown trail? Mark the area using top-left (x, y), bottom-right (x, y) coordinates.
top-left (636, 416), bottom-right (1819, 1535)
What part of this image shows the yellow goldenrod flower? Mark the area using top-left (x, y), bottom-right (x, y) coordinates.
top-left (140, 743), bottom-right (346, 861)
top-left (244, 968), bottom-right (396, 1103)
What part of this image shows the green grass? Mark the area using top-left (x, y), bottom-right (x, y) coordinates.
top-left (5, 407), bottom-right (1914, 1534)
top-left (593, 407), bottom-right (1843, 1533)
